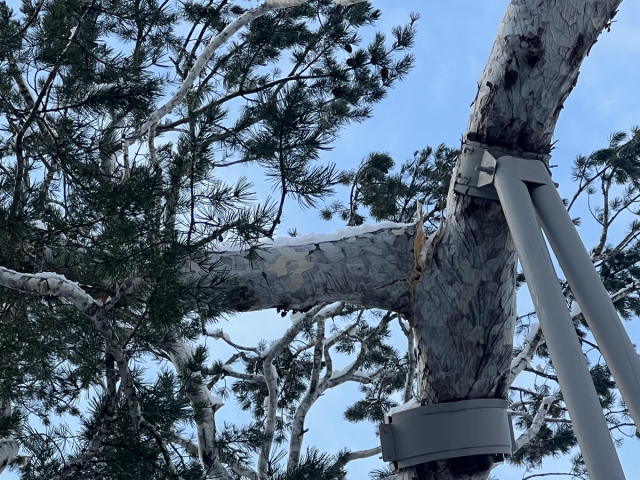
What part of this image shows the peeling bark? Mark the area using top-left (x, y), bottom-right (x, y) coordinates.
top-left (467, 0), bottom-right (621, 153)
top-left (396, 1), bottom-right (623, 479)
top-left (185, 226), bottom-right (416, 314)
top-left (164, 339), bottom-right (231, 480)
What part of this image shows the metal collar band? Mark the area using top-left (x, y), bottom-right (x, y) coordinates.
top-left (379, 399), bottom-right (514, 470)
top-left (453, 138), bottom-right (553, 201)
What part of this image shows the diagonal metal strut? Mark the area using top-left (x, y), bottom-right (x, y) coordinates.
top-left (485, 153), bottom-right (633, 480)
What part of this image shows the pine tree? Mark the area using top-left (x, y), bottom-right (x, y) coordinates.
top-left (0, 1), bottom-right (638, 480)
top-left (0, 0), bottom-right (417, 478)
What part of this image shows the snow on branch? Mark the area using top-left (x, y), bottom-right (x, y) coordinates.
top-left (0, 267), bottom-right (141, 315)
top-left (609, 281), bottom-right (640, 306)
top-left (205, 328), bottom-right (258, 352)
top-left (513, 396), bottom-right (555, 453)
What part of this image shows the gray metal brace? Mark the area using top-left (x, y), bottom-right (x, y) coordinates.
top-left (379, 399), bottom-right (514, 470)
top-left (452, 138), bottom-right (552, 200)
top-left (452, 145), bottom-right (634, 480)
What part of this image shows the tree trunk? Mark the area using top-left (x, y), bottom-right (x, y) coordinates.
top-left (168, 2), bottom-right (625, 477)
top-left (398, 1), bottom-right (623, 479)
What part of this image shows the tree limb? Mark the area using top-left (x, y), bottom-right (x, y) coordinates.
top-left (121, 0), bottom-right (367, 156)
top-left (182, 224), bottom-right (416, 314)
top-left (513, 396), bottom-right (556, 453)
top-left (0, 400), bottom-right (18, 476)
top-left (162, 339), bottom-right (232, 480)
top-left (342, 446), bottom-right (382, 463)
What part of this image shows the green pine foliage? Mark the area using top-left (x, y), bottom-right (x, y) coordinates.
top-left (0, 0), bottom-right (418, 478)
top-left (2, 0), bottom-right (640, 479)
top-left (320, 144), bottom-right (458, 228)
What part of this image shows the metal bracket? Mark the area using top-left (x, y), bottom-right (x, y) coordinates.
top-left (379, 399), bottom-right (514, 470)
top-left (453, 138), bottom-right (552, 200)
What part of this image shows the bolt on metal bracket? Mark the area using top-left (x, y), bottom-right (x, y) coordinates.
top-left (453, 138), bottom-right (552, 200)
top-left (379, 399), bottom-right (514, 470)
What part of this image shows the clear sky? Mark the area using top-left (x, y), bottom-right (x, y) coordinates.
top-left (3, 1), bottom-right (640, 479)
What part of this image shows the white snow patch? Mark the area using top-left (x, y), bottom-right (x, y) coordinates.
top-left (209, 328), bottom-right (231, 342)
top-left (331, 360), bottom-right (357, 379)
top-left (32, 220), bottom-right (48, 230)
top-left (33, 271), bottom-right (81, 289)
top-left (525, 322), bottom-right (540, 343)
top-left (316, 302), bottom-right (342, 319)
top-left (269, 221), bottom-right (411, 248)
top-left (387, 397), bottom-right (421, 417)
top-left (290, 311), bottom-right (307, 326)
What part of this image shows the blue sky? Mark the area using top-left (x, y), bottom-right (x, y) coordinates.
top-left (4, 0), bottom-right (640, 479)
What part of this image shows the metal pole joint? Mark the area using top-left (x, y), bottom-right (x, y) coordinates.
top-left (453, 138), bottom-right (552, 200)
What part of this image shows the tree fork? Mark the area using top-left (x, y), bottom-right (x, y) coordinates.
top-left (401, 0), bottom-right (624, 478)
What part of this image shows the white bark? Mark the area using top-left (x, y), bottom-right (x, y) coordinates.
top-left (257, 354), bottom-right (281, 480)
top-left (164, 339), bottom-right (231, 480)
top-left (206, 328), bottom-right (259, 352)
top-left (398, 317), bottom-right (416, 403)
top-left (343, 446), bottom-right (382, 462)
top-left (0, 400), bottom-right (18, 476)
top-left (509, 323), bottom-right (545, 384)
top-left (514, 396), bottom-right (556, 453)
top-left (287, 312), bottom-right (391, 469)
top-left (183, 225), bottom-right (416, 313)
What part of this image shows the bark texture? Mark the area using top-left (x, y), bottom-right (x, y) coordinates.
top-left (397, 1), bottom-right (623, 479)
top-left (186, 226), bottom-right (416, 314)
top-left (467, 0), bottom-right (621, 153)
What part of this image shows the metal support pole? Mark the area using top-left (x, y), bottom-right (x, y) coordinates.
top-left (493, 156), bottom-right (625, 480)
top-left (531, 181), bottom-right (640, 429)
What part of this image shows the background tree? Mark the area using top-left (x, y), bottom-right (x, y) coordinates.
top-left (0, 0), bottom-right (417, 478)
top-left (0, 1), bottom-right (639, 480)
